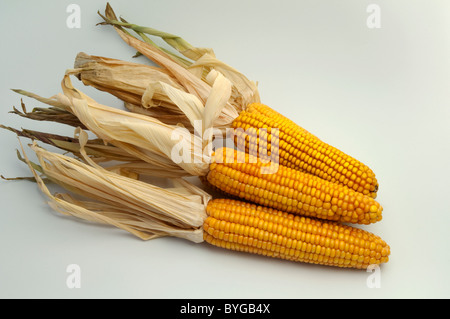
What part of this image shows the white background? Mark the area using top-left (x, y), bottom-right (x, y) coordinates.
top-left (0, 0), bottom-right (449, 298)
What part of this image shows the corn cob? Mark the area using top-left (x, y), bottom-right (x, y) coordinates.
top-left (206, 148), bottom-right (382, 225)
top-left (232, 103), bottom-right (379, 198)
top-left (16, 143), bottom-right (389, 270)
top-left (204, 199), bottom-right (389, 269)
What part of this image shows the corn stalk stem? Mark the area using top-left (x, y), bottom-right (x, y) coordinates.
top-left (98, 4), bottom-right (196, 67)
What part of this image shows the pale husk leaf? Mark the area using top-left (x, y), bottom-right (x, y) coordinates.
top-left (74, 52), bottom-right (185, 107)
top-left (124, 102), bottom-right (193, 130)
top-left (110, 27), bottom-right (240, 128)
top-left (20, 139), bottom-right (210, 243)
top-left (141, 81), bottom-right (204, 128)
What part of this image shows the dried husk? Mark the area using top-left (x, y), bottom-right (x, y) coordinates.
top-left (19, 136), bottom-right (210, 243)
top-left (57, 72), bottom-right (208, 177)
top-left (76, 3), bottom-right (260, 132)
top-left (124, 102), bottom-right (194, 130)
top-left (8, 92), bottom-right (86, 129)
top-left (1, 125), bottom-right (191, 179)
top-left (54, 67), bottom-right (236, 178)
top-left (74, 52), bottom-right (185, 108)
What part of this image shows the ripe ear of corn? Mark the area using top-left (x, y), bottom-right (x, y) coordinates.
top-left (232, 103), bottom-right (379, 198)
top-left (206, 148), bottom-right (382, 225)
top-left (204, 198), bottom-right (390, 269)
